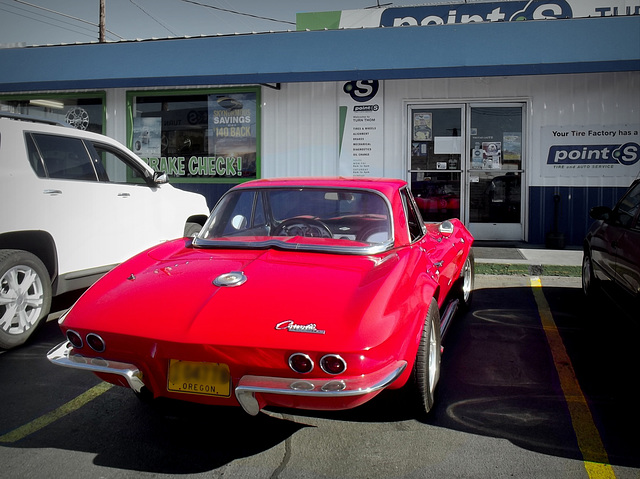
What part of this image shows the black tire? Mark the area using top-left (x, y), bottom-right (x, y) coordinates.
top-left (457, 250), bottom-right (475, 311)
top-left (0, 249), bottom-right (52, 349)
top-left (134, 386), bottom-right (155, 404)
top-left (183, 221), bottom-right (202, 238)
top-left (412, 298), bottom-right (442, 415)
top-left (582, 250), bottom-right (599, 299)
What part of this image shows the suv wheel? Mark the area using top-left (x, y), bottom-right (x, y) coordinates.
top-left (0, 250), bottom-right (52, 349)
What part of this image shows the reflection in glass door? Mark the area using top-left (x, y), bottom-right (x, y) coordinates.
top-left (467, 105), bottom-right (524, 240)
top-left (409, 106), bottom-right (463, 223)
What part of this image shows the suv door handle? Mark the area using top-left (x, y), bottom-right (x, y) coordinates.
top-left (117, 193), bottom-right (131, 198)
top-left (43, 189), bottom-right (62, 195)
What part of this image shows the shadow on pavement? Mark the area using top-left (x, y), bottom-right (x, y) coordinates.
top-left (2, 283), bottom-right (637, 473)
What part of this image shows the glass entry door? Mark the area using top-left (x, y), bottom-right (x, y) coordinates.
top-left (467, 105), bottom-right (524, 240)
top-left (409, 106), bottom-right (464, 223)
top-left (408, 103), bottom-right (525, 241)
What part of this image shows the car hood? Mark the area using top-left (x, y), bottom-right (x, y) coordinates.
top-left (63, 239), bottom-right (415, 351)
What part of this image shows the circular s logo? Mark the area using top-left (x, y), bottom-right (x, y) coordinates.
top-left (613, 142), bottom-right (640, 166)
top-left (343, 80), bottom-right (379, 102)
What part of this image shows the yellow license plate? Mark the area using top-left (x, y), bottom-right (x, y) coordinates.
top-left (167, 360), bottom-right (231, 397)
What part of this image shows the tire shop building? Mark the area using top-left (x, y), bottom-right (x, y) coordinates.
top-left (1, 0), bottom-right (639, 246)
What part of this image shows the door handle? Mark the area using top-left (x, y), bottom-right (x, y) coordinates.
top-left (117, 193), bottom-right (131, 198)
top-left (43, 189), bottom-right (62, 195)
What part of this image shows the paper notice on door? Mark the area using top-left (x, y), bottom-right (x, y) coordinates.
top-left (434, 137), bottom-right (461, 154)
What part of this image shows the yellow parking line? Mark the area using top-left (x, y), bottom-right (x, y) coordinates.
top-left (0, 382), bottom-right (113, 443)
top-left (530, 277), bottom-right (615, 479)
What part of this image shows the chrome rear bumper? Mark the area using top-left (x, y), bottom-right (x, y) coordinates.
top-left (47, 341), bottom-right (145, 393)
top-left (234, 360), bottom-right (407, 415)
top-left (48, 341), bottom-right (407, 416)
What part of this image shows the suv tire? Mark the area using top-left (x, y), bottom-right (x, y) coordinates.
top-left (0, 249), bottom-right (52, 349)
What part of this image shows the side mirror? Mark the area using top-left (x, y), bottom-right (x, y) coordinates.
top-left (589, 206), bottom-right (612, 221)
top-left (153, 171), bottom-right (168, 184)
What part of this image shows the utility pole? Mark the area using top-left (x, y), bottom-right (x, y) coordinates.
top-left (99, 0), bottom-right (106, 42)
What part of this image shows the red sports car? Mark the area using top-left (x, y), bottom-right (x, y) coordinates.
top-left (48, 178), bottom-right (474, 416)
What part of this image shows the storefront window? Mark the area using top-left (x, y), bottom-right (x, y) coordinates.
top-left (0, 94), bottom-right (105, 133)
top-left (128, 88), bottom-right (260, 183)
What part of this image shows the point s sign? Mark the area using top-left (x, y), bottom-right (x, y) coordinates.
top-left (548, 143), bottom-right (639, 166)
top-left (380, 1), bottom-right (574, 26)
top-left (542, 125), bottom-right (640, 177)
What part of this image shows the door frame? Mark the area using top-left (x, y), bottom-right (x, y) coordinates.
top-left (405, 100), bottom-right (529, 242)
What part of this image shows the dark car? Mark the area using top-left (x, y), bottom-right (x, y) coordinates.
top-left (582, 178), bottom-right (640, 315)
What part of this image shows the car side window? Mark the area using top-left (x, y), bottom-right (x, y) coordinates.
top-left (90, 142), bottom-right (149, 185)
top-left (400, 187), bottom-right (425, 242)
top-left (28, 133), bottom-right (98, 181)
top-left (615, 182), bottom-right (640, 230)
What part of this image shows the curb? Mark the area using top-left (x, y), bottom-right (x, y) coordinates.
top-left (475, 263), bottom-right (581, 277)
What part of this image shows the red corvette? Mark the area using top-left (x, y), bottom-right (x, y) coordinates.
top-left (48, 178), bottom-right (474, 416)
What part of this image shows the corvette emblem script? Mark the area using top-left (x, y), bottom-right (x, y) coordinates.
top-left (275, 320), bottom-right (325, 334)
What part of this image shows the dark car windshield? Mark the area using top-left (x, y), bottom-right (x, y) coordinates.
top-left (195, 187), bottom-right (393, 253)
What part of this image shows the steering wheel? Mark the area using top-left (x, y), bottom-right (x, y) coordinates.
top-left (273, 217), bottom-right (333, 238)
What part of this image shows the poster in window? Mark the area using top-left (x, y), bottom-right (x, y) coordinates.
top-left (207, 92), bottom-right (257, 178)
top-left (482, 141), bottom-right (502, 169)
top-left (413, 113), bottom-right (432, 141)
top-left (503, 132), bottom-right (522, 166)
top-left (132, 117), bottom-right (162, 157)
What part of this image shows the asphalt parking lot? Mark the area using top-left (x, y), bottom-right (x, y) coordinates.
top-left (0, 274), bottom-right (638, 478)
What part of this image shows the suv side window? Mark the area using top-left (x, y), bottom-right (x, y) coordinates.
top-left (28, 133), bottom-right (98, 181)
top-left (25, 134), bottom-right (46, 177)
top-left (89, 142), bottom-right (148, 185)
top-left (400, 187), bottom-right (425, 242)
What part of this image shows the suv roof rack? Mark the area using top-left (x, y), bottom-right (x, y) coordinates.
top-left (0, 112), bottom-right (69, 127)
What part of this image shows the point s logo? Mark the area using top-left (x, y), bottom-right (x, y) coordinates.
top-left (547, 143), bottom-right (640, 166)
top-left (380, 1), bottom-right (573, 27)
top-left (343, 80), bottom-right (379, 103)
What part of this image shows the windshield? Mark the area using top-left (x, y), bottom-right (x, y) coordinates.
top-left (196, 187), bottom-right (393, 253)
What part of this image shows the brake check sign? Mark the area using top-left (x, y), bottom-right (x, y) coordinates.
top-left (542, 125), bottom-right (640, 177)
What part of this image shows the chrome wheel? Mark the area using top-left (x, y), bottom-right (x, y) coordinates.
top-left (413, 298), bottom-right (442, 415)
top-left (461, 256), bottom-right (473, 304)
top-left (427, 318), bottom-right (438, 391)
top-left (458, 250), bottom-right (475, 309)
top-left (0, 250), bottom-right (51, 349)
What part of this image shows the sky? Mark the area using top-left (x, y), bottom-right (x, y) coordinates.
top-left (0, 0), bottom-right (398, 46)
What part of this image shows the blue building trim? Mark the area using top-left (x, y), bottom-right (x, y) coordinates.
top-left (0, 16), bottom-right (638, 92)
top-left (528, 185), bottom-right (630, 246)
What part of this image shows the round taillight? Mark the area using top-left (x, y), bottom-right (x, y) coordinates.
top-left (86, 333), bottom-right (105, 353)
top-left (66, 330), bottom-right (83, 348)
top-left (320, 354), bottom-right (347, 375)
top-left (289, 353), bottom-right (314, 374)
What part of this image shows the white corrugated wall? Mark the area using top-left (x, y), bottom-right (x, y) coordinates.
top-left (261, 71), bottom-right (639, 188)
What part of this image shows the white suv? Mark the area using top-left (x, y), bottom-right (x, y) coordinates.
top-left (0, 113), bottom-right (210, 349)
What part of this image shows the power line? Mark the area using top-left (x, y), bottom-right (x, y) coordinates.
top-left (0, 4), bottom-right (101, 38)
top-left (179, 0), bottom-right (296, 26)
top-left (0, 3), bottom-right (100, 40)
top-left (129, 0), bottom-right (177, 36)
top-left (10, 0), bottom-right (124, 39)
